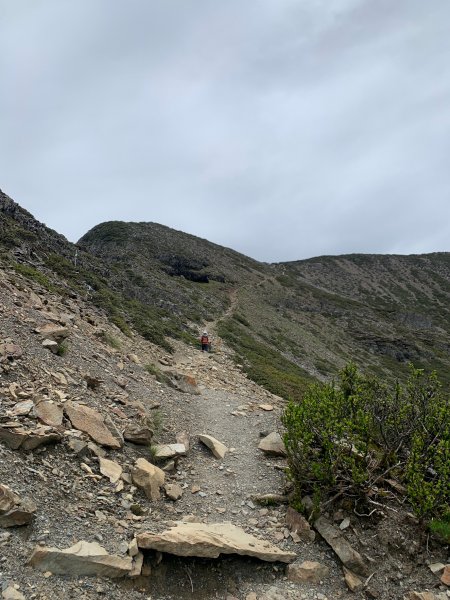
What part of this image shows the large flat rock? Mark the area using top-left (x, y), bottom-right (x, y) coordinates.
top-left (28, 540), bottom-right (132, 578)
top-left (65, 402), bottom-right (122, 449)
top-left (137, 522), bottom-right (296, 563)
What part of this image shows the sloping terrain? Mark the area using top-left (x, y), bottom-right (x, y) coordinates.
top-left (79, 217), bottom-right (450, 397)
top-left (1, 190), bottom-right (449, 599)
top-left (1, 260), bottom-right (448, 600)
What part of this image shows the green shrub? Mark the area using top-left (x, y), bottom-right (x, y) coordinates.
top-left (282, 363), bottom-right (449, 521)
top-left (429, 512), bottom-right (450, 542)
top-left (55, 340), bottom-right (68, 356)
top-left (97, 331), bottom-right (121, 349)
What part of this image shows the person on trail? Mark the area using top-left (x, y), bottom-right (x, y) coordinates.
top-left (200, 330), bottom-right (210, 352)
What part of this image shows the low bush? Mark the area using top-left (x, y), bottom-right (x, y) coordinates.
top-left (282, 363), bottom-right (449, 521)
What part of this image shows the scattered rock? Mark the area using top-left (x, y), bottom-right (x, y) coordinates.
top-left (28, 540), bottom-right (132, 578)
top-left (153, 443), bottom-right (186, 459)
top-left (0, 484), bottom-right (36, 527)
top-left (176, 430), bottom-right (190, 451)
top-left (123, 425), bottom-right (153, 445)
top-left (0, 424), bottom-right (61, 451)
top-left (344, 567), bottom-right (364, 592)
top-left (0, 343), bottom-right (23, 360)
top-left (441, 565), bottom-right (450, 586)
top-left (129, 550), bottom-right (144, 578)
top-left (34, 400), bottom-right (64, 427)
top-left (2, 586), bottom-right (25, 600)
top-left (259, 404), bottom-right (274, 411)
top-left (137, 521), bottom-right (296, 563)
top-left (67, 438), bottom-right (89, 456)
top-left (257, 432), bottom-right (286, 457)
top-left (405, 593), bottom-right (449, 600)
top-left (164, 483), bottom-right (183, 501)
top-left (9, 400), bottom-right (33, 416)
top-left (428, 563), bottom-right (445, 575)
top-left (287, 560), bottom-right (329, 584)
top-left (128, 538), bottom-right (139, 557)
top-left (99, 457), bottom-right (123, 483)
top-left (253, 493), bottom-right (287, 506)
top-left (83, 374), bottom-right (102, 390)
top-left (285, 506), bottom-right (315, 542)
top-left (42, 339), bottom-right (59, 353)
top-left (199, 434), bottom-right (228, 459)
top-left (35, 324), bottom-right (69, 341)
top-left (65, 402), bottom-right (122, 448)
top-left (131, 458), bottom-right (165, 501)
top-left (314, 516), bottom-right (369, 577)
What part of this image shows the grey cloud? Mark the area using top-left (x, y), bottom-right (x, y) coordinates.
top-left (1, 0), bottom-right (449, 261)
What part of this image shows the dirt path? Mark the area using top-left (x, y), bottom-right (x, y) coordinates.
top-left (144, 326), bottom-right (356, 600)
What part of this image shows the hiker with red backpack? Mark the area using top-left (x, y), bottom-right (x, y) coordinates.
top-left (200, 330), bottom-right (210, 352)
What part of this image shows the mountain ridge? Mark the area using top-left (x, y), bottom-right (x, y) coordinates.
top-left (1, 189), bottom-right (449, 394)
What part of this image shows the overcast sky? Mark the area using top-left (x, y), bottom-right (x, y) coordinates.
top-left (1, 1), bottom-right (449, 262)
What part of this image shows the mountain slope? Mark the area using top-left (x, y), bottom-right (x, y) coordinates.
top-left (79, 218), bottom-right (450, 393)
top-left (1, 188), bottom-right (449, 397)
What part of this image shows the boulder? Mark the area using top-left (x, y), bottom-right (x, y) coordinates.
top-left (28, 540), bottom-right (132, 578)
top-left (287, 560), bottom-right (329, 584)
top-left (132, 458), bottom-right (165, 501)
top-left (199, 434), bottom-right (228, 459)
top-left (34, 400), bottom-right (64, 427)
top-left (258, 432), bottom-right (286, 457)
top-left (35, 324), bottom-right (69, 341)
top-left (42, 339), bottom-right (59, 353)
top-left (0, 424), bottom-right (61, 451)
top-left (0, 484), bottom-right (36, 527)
top-left (164, 483), bottom-right (183, 501)
top-left (65, 402), bottom-right (122, 449)
top-left (137, 522), bottom-right (296, 563)
top-left (314, 516), bottom-right (369, 577)
top-left (123, 425), bottom-right (153, 445)
top-left (99, 457), bottom-right (123, 483)
top-left (0, 343), bottom-right (23, 360)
